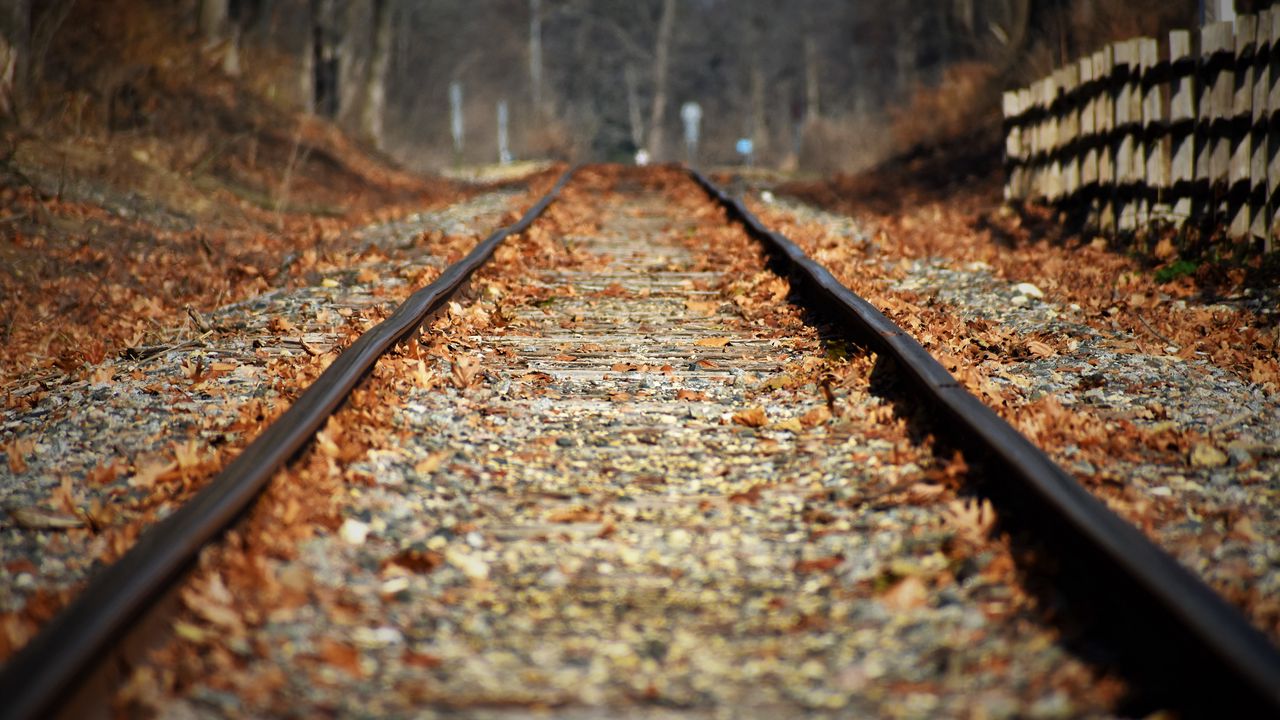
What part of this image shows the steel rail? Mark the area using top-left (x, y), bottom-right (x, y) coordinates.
top-left (689, 168), bottom-right (1280, 714)
top-left (0, 168), bottom-right (576, 720)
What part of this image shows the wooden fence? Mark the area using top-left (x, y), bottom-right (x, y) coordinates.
top-left (1002, 13), bottom-right (1280, 252)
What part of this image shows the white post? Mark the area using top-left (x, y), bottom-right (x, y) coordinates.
top-left (449, 81), bottom-right (464, 165)
top-left (497, 100), bottom-right (511, 165)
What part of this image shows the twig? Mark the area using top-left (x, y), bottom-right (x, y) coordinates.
top-left (1210, 410), bottom-right (1258, 436)
top-left (275, 121), bottom-right (313, 229)
top-left (1134, 310), bottom-right (1176, 350)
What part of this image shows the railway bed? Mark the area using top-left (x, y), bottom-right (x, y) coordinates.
top-left (2, 165), bottom-right (1279, 718)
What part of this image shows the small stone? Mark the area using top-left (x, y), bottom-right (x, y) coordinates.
top-left (1013, 282), bottom-right (1044, 299)
top-left (339, 518), bottom-right (370, 545)
top-left (1227, 446), bottom-right (1253, 466)
top-left (445, 547), bottom-right (489, 580)
top-left (1189, 443), bottom-right (1228, 468)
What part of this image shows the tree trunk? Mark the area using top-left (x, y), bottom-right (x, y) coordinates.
top-left (0, 0), bottom-right (29, 120)
top-left (360, 0), bottom-right (392, 149)
top-left (199, 0), bottom-right (228, 41)
top-left (529, 0), bottom-right (542, 115)
top-left (803, 35), bottom-right (819, 124)
top-left (645, 0), bottom-right (676, 160)
top-left (310, 0), bottom-right (338, 118)
top-left (749, 54), bottom-right (767, 158)
top-left (625, 63), bottom-right (643, 150)
top-left (26, 0), bottom-right (73, 93)
top-left (336, 2), bottom-right (363, 127)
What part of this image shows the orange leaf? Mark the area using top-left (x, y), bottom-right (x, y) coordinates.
top-left (694, 337), bottom-right (732, 348)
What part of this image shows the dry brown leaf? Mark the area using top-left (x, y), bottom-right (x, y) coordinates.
top-left (944, 498), bottom-right (996, 541)
top-left (1026, 340), bottom-right (1056, 358)
top-left (694, 337), bottom-right (732, 348)
top-left (684, 300), bottom-right (719, 316)
top-left (450, 354), bottom-right (482, 389)
top-left (795, 555), bottom-right (843, 574)
top-left (547, 506), bottom-right (602, 523)
top-left (317, 639), bottom-right (364, 677)
top-left (905, 482), bottom-right (947, 504)
top-left (5, 505), bottom-right (86, 530)
top-left (880, 576), bottom-right (928, 611)
top-left (768, 417), bottom-right (804, 433)
top-left (130, 459), bottom-right (178, 488)
top-left (732, 407), bottom-right (768, 428)
top-left (799, 406), bottom-right (831, 427)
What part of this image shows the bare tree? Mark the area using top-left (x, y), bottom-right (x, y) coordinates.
top-left (0, 0), bottom-right (29, 120)
top-left (645, 0), bottom-right (676, 160)
top-left (360, 0), bottom-right (393, 149)
top-left (529, 0), bottom-right (543, 115)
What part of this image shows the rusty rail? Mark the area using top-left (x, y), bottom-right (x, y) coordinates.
top-left (0, 168), bottom-right (576, 720)
top-left (689, 167), bottom-right (1280, 715)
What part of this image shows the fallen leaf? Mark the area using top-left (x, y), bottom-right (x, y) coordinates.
top-left (317, 639), bottom-right (364, 676)
top-left (732, 407), bottom-right (768, 428)
top-left (880, 576), bottom-right (928, 611)
top-left (799, 407), bottom-right (831, 427)
top-left (129, 459), bottom-right (179, 488)
top-left (944, 498), bottom-right (995, 541)
top-left (5, 505), bottom-right (86, 530)
top-left (451, 355), bottom-right (482, 389)
top-left (695, 337), bottom-right (732, 348)
top-left (547, 506), bottom-right (602, 523)
top-left (402, 649), bottom-right (443, 668)
top-left (1025, 340), bottom-right (1055, 358)
top-left (684, 300), bottom-right (719, 316)
top-left (795, 555), bottom-right (843, 574)
top-left (768, 417), bottom-right (804, 433)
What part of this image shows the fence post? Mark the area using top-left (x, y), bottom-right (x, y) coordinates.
top-left (1095, 46), bottom-right (1116, 233)
top-left (1039, 76), bottom-right (1059, 199)
top-left (1140, 37), bottom-right (1167, 226)
top-left (1268, 11), bottom-right (1280, 252)
top-left (1003, 90), bottom-right (1022, 201)
top-left (1080, 55), bottom-right (1099, 229)
top-left (1229, 15), bottom-right (1257, 238)
top-left (1024, 86), bottom-right (1034, 198)
top-left (1250, 10), bottom-right (1272, 241)
top-left (1028, 80), bottom-right (1044, 199)
top-left (1115, 40), bottom-right (1141, 233)
top-left (1198, 21), bottom-right (1235, 227)
top-left (1170, 30), bottom-right (1197, 225)
top-left (1060, 64), bottom-right (1082, 203)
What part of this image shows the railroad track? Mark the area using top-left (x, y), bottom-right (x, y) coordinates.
top-left (2, 164), bottom-right (1279, 717)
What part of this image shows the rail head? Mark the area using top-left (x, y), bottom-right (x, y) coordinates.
top-left (0, 167), bottom-right (577, 720)
top-left (687, 166), bottom-right (1280, 714)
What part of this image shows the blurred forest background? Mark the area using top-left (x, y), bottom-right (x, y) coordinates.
top-left (0, 0), bottom-right (1251, 176)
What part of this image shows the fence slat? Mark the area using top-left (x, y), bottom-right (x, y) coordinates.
top-left (1171, 30), bottom-right (1197, 225)
top-left (1003, 90), bottom-right (1023, 201)
top-left (1140, 37), bottom-right (1166, 226)
top-left (1116, 40), bottom-right (1140, 232)
top-left (1095, 46), bottom-right (1116, 232)
top-left (1230, 15), bottom-right (1257, 238)
top-left (1198, 22), bottom-right (1235, 226)
top-left (1081, 55), bottom-right (1099, 212)
top-left (1061, 64), bottom-right (1082, 200)
top-left (1251, 11), bottom-right (1272, 240)
top-left (1268, 12), bottom-right (1280, 252)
